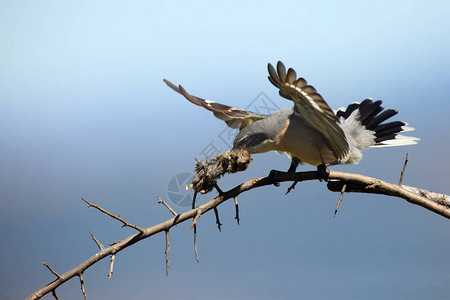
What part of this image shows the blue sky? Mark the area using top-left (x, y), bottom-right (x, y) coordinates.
top-left (1, 1), bottom-right (450, 299)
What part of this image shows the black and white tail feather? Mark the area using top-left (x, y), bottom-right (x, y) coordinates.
top-left (336, 98), bottom-right (419, 164)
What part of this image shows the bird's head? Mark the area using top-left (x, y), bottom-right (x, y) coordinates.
top-left (233, 124), bottom-right (274, 154)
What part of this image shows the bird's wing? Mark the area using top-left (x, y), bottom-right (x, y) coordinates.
top-left (267, 61), bottom-right (350, 161)
top-left (164, 79), bottom-right (267, 130)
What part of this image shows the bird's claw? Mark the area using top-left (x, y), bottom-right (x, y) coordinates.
top-left (317, 164), bottom-right (330, 182)
top-left (268, 169), bottom-right (284, 187)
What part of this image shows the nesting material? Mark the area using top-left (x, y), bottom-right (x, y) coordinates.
top-left (188, 148), bottom-right (252, 194)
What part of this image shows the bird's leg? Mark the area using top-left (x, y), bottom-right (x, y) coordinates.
top-left (285, 158), bottom-right (300, 194)
top-left (287, 157), bottom-right (299, 173)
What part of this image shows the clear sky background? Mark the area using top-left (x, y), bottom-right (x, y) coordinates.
top-left (1, 1), bottom-right (450, 299)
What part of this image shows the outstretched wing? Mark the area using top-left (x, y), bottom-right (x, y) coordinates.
top-left (164, 79), bottom-right (267, 130)
top-left (267, 61), bottom-right (350, 161)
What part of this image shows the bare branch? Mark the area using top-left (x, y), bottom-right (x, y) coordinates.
top-left (157, 197), bottom-right (178, 216)
top-left (82, 198), bottom-right (145, 233)
top-left (399, 153), bottom-right (409, 186)
top-left (27, 170), bottom-right (450, 299)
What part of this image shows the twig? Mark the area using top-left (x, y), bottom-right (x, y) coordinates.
top-left (334, 183), bottom-right (347, 217)
top-left (27, 170), bottom-right (450, 300)
top-left (165, 230), bottom-right (170, 276)
top-left (157, 197), bottom-right (178, 216)
top-left (51, 290), bottom-right (59, 300)
top-left (89, 231), bottom-right (104, 250)
top-left (82, 198), bottom-right (145, 233)
top-left (214, 207), bottom-right (222, 231)
top-left (192, 192), bottom-right (200, 263)
top-left (234, 197), bottom-right (240, 225)
top-left (399, 153), bottom-right (409, 186)
top-left (108, 254), bottom-right (116, 279)
top-left (79, 273), bottom-right (87, 300)
top-left (43, 262), bottom-right (61, 279)
top-left (194, 225), bottom-right (199, 263)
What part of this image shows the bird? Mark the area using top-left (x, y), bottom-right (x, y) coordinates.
top-left (164, 61), bottom-right (419, 179)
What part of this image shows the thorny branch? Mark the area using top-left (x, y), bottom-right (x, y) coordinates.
top-left (28, 170), bottom-right (449, 300)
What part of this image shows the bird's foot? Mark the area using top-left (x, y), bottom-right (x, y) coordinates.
top-left (317, 164), bottom-right (330, 182)
top-left (268, 169), bottom-right (287, 187)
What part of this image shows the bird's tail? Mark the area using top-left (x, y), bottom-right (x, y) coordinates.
top-left (336, 99), bottom-right (419, 150)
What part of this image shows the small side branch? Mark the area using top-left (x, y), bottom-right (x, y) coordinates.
top-left (51, 290), bottom-right (59, 300)
top-left (165, 230), bottom-right (170, 276)
top-left (43, 262), bottom-right (61, 279)
top-left (214, 207), bottom-right (222, 231)
top-left (108, 254), bottom-right (116, 279)
top-left (192, 192), bottom-right (200, 263)
top-left (194, 225), bottom-right (199, 263)
top-left (82, 198), bottom-right (145, 233)
top-left (79, 273), bottom-right (87, 300)
top-left (399, 153), bottom-right (409, 186)
top-left (89, 231), bottom-right (104, 250)
top-left (334, 183), bottom-right (347, 217)
top-left (234, 197), bottom-right (240, 225)
top-left (157, 197), bottom-right (178, 216)
top-left (190, 209), bottom-right (202, 229)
